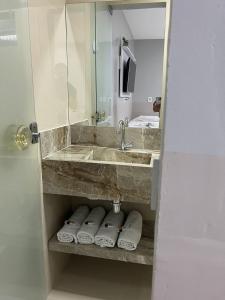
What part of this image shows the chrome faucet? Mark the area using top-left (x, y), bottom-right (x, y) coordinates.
top-left (118, 119), bottom-right (133, 150)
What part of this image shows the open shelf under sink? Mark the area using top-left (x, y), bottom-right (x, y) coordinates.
top-left (49, 234), bottom-right (154, 266)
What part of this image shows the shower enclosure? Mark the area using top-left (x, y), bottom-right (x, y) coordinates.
top-left (0, 1), bottom-right (46, 299)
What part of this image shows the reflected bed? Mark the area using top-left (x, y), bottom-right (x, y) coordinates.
top-left (129, 115), bottom-right (160, 128)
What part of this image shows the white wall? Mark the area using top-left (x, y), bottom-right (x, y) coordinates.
top-left (153, 1), bottom-right (225, 299)
top-left (28, 0), bottom-right (68, 132)
top-left (112, 10), bottom-right (134, 125)
top-left (132, 39), bottom-right (164, 118)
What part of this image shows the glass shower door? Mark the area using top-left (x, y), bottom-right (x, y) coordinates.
top-left (0, 1), bottom-right (46, 300)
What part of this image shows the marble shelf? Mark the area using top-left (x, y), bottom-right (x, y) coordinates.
top-left (49, 234), bottom-right (154, 266)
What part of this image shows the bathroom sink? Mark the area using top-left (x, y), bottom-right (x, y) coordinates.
top-left (46, 145), bottom-right (152, 166)
top-left (42, 145), bottom-right (159, 204)
top-left (90, 147), bottom-right (151, 164)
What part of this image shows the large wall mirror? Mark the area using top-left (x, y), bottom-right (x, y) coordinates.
top-left (66, 1), bottom-right (168, 129)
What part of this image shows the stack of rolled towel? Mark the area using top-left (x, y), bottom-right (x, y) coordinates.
top-left (57, 206), bottom-right (143, 251)
top-left (57, 205), bottom-right (89, 243)
top-left (77, 207), bottom-right (106, 244)
top-left (117, 210), bottom-right (142, 251)
top-left (95, 210), bottom-right (125, 248)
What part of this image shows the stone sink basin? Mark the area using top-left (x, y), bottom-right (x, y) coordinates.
top-left (46, 145), bottom-right (152, 165)
top-left (42, 145), bottom-right (160, 204)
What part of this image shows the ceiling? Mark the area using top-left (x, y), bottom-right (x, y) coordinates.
top-left (123, 8), bottom-right (166, 40)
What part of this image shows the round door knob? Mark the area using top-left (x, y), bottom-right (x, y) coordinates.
top-left (15, 125), bottom-right (32, 151)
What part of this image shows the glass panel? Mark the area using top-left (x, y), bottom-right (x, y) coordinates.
top-left (0, 1), bottom-right (46, 300)
top-left (95, 3), bottom-right (113, 126)
top-left (66, 3), bottom-right (96, 126)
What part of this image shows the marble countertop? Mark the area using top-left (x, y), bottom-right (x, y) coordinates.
top-left (42, 144), bottom-right (160, 203)
top-left (44, 145), bottom-right (160, 168)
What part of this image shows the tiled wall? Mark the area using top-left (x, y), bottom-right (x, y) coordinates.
top-left (40, 125), bottom-right (70, 159)
top-left (40, 124), bottom-right (161, 159)
top-left (71, 125), bottom-right (161, 150)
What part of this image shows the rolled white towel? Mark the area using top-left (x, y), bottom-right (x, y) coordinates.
top-left (57, 223), bottom-right (79, 243)
top-left (95, 210), bottom-right (125, 248)
top-left (57, 205), bottom-right (89, 243)
top-left (77, 207), bottom-right (106, 244)
top-left (117, 210), bottom-right (142, 251)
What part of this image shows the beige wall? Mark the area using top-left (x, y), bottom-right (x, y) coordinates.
top-left (28, 0), bottom-right (69, 131)
top-left (66, 3), bottom-right (96, 125)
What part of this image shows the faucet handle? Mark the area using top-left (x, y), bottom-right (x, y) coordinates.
top-left (124, 118), bottom-right (129, 127)
top-left (117, 120), bottom-right (124, 134)
top-left (119, 120), bottom-right (125, 127)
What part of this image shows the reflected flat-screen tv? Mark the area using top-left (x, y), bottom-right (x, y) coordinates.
top-left (123, 57), bottom-right (136, 93)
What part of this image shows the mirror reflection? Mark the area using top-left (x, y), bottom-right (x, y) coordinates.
top-left (66, 2), bottom-right (166, 128)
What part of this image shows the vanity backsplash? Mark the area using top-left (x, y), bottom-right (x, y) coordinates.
top-left (71, 125), bottom-right (161, 150)
top-left (40, 123), bottom-right (161, 159)
top-left (40, 125), bottom-right (71, 159)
